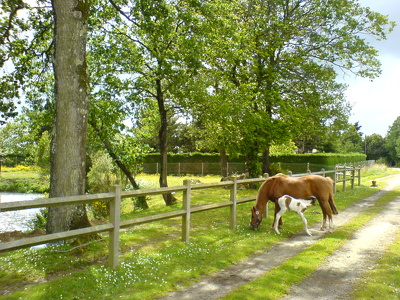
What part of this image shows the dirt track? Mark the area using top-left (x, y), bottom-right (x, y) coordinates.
top-left (160, 172), bottom-right (400, 300)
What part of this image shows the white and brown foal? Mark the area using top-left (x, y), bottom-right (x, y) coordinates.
top-left (274, 195), bottom-right (317, 236)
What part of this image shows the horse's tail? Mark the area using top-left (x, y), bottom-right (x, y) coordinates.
top-left (324, 177), bottom-right (338, 215)
top-left (329, 193), bottom-right (338, 215)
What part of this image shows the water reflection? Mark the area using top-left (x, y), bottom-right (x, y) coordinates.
top-left (0, 193), bottom-right (43, 233)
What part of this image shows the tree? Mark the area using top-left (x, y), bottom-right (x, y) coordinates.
top-left (0, 116), bottom-right (36, 162)
top-left (0, 0), bottom-right (26, 124)
top-left (215, 0), bottom-right (395, 176)
top-left (365, 134), bottom-right (389, 161)
top-left (47, 0), bottom-right (92, 233)
top-left (90, 0), bottom-right (206, 205)
top-left (339, 122), bottom-right (364, 153)
top-left (386, 116), bottom-right (400, 166)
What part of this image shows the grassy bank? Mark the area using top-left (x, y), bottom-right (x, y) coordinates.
top-left (0, 166), bottom-right (49, 193)
top-left (0, 166), bottom-right (398, 299)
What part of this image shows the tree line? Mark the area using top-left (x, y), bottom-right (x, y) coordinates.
top-left (0, 0), bottom-right (397, 235)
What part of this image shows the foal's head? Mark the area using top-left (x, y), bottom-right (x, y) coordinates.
top-left (308, 196), bottom-right (317, 206)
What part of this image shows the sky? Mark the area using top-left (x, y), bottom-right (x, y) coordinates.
top-left (342, 0), bottom-right (400, 137)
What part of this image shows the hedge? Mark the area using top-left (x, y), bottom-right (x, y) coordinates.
top-left (144, 152), bottom-right (366, 167)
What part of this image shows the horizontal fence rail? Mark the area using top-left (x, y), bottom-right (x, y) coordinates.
top-left (0, 164), bottom-right (364, 268)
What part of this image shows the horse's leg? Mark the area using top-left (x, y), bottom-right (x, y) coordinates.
top-left (318, 199), bottom-right (332, 231)
top-left (327, 214), bottom-right (334, 232)
top-left (320, 211), bottom-right (327, 231)
top-left (299, 212), bottom-right (312, 236)
top-left (274, 209), bottom-right (285, 234)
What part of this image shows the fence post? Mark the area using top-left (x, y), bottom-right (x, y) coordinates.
top-left (108, 185), bottom-right (121, 269)
top-left (307, 162), bottom-right (311, 173)
top-left (342, 166), bottom-right (346, 192)
top-left (351, 165), bottom-right (355, 189)
top-left (334, 166), bottom-right (337, 194)
top-left (182, 179), bottom-right (191, 242)
top-left (357, 165), bottom-right (361, 186)
top-left (229, 176), bottom-right (237, 229)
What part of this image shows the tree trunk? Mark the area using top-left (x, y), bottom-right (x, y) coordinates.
top-left (90, 121), bottom-right (148, 209)
top-left (47, 0), bottom-right (91, 234)
top-left (262, 147), bottom-right (271, 175)
top-left (220, 148), bottom-right (228, 177)
top-left (245, 147), bottom-right (260, 179)
top-left (156, 78), bottom-right (177, 206)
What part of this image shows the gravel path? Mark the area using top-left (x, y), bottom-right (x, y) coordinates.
top-left (160, 173), bottom-right (400, 300)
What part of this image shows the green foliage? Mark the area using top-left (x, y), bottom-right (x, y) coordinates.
top-left (270, 153), bottom-right (367, 166)
top-left (35, 131), bottom-right (51, 176)
top-left (385, 116), bottom-right (400, 166)
top-left (1, 0), bottom-right (396, 188)
top-left (28, 209), bottom-right (48, 231)
top-left (366, 134), bottom-right (389, 161)
top-left (0, 116), bottom-right (37, 164)
top-left (87, 151), bottom-right (117, 218)
top-left (144, 152), bottom-right (222, 164)
top-left (87, 151), bottom-right (117, 193)
top-left (270, 141), bottom-right (297, 155)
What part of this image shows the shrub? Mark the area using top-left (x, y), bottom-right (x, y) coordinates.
top-left (87, 151), bottom-right (118, 218)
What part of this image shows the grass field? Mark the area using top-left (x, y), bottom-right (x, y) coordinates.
top-left (0, 165), bottom-right (398, 299)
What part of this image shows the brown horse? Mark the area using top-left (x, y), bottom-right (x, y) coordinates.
top-left (250, 174), bottom-right (338, 232)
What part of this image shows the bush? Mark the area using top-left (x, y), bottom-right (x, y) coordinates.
top-left (28, 209), bottom-right (48, 231)
top-left (87, 151), bottom-right (118, 218)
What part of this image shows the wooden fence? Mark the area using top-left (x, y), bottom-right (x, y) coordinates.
top-left (0, 164), bottom-right (362, 268)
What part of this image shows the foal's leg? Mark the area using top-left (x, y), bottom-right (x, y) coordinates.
top-left (274, 209), bottom-right (285, 234)
top-left (299, 212), bottom-right (312, 236)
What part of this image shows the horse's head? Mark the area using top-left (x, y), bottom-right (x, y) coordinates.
top-left (250, 206), bottom-right (262, 230)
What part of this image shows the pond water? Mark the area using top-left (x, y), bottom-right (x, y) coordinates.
top-left (0, 193), bottom-right (43, 233)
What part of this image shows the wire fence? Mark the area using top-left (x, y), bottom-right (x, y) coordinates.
top-left (142, 160), bottom-right (375, 176)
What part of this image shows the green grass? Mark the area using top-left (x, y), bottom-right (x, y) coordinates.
top-left (0, 167), bottom-right (398, 299)
top-left (0, 165), bottom-right (49, 193)
top-left (223, 183), bottom-right (400, 300)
